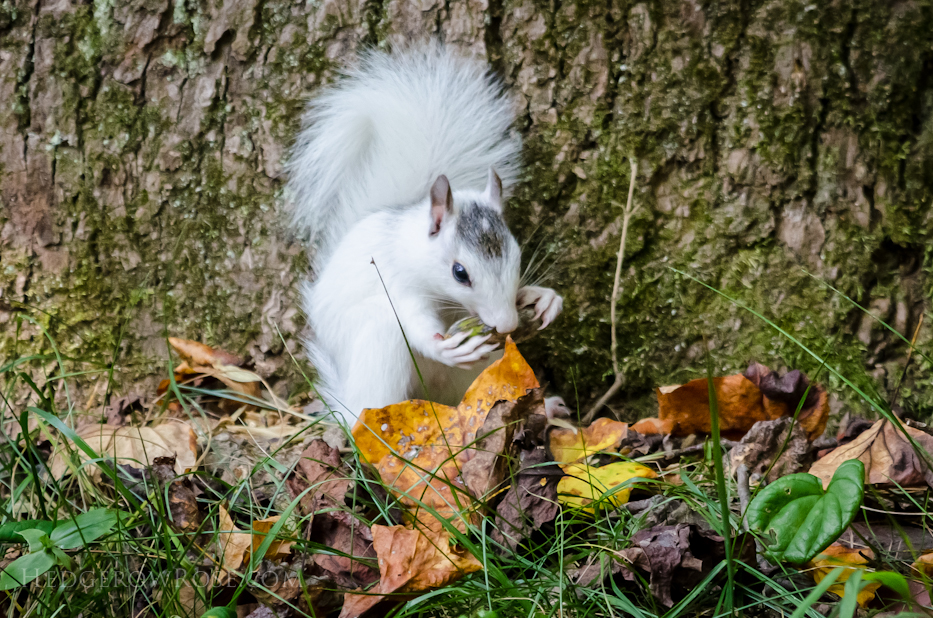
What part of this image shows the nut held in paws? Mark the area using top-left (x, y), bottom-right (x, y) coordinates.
top-left (444, 306), bottom-right (542, 346)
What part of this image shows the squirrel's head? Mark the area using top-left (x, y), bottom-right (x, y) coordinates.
top-left (427, 169), bottom-right (521, 334)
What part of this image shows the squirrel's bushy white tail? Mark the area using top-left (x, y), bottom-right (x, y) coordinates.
top-left (286, 44), bottom-right (520, 258)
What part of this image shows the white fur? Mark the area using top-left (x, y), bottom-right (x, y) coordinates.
top-left (288, 44), bottom-right (562, 426)
top-left (287, 44), bottom-right (520, 261)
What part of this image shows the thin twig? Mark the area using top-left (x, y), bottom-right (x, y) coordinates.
top-left (583, 159), bottom-right (639, 423)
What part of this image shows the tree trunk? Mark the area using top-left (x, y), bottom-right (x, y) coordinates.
top-left (1, 0), bottom-right (931, 416)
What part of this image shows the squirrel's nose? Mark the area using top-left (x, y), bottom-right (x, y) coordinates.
top-left (492, 312), bottom-right (519, 334)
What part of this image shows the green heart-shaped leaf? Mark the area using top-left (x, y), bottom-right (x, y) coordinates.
top-left (747, 459), bottom-right (864, 564)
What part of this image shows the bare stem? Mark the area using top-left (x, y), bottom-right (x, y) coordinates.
top-left (583, 159), bottom-right (639, 423)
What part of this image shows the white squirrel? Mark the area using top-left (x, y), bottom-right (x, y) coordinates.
top-left (287, 44), bottom-right (563, 426)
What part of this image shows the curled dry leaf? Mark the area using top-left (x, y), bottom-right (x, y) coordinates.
top-left (339, 524), bottom-right (483, 618)
top-left (49, 422), bottom-right (198, 481)
top-left (492, 448), bottom-right (562, 550)
top-left (151, 456), bottom-right (202, 534)
top-left (352, 338), bottom-right (539, 519)
top-left (557, 461), bottom-right (657, 514)
top-left (549, 417), bottom-right (629, 464)
top-left (616, 524), bottom-right (727, 608)
top-left (214, 505), bottom-right (293, 580)
top-left (286, 440), bottom-right (377, 590)
top-left (744, 362), bottom-right (829, 440)
top-left (633, 363), bottom-right (828, 440)
top-left (169, 337), bottom-right (243, 368)
top-left (809, 419), bottom-right (933, 489)
top-left (168, 337), bottom-right (261, 401)
top-left (217, 504), bottom-right (254, 575)
top-left (808, 543), bottom-right (880, 607)
top-left (729, 417), bottom-right (812, 482)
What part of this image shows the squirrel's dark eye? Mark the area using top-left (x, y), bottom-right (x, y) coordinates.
top-left (452, 262), bottom-right (471, 286)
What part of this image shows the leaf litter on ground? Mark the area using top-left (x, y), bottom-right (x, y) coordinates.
top-left (19, 332), bottom-right (933, 618)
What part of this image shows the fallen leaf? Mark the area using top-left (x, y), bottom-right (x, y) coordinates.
top-left (557, 461), bottom-right (657, 513)
top-left (103, 393), bottom-right (143, 425)
top-left (217, 504), bottom-right (253, 574)
top-left (656, 374), bottom-right (777, 437)
top-left (617, 524), bottom-right (726, 607)
top-left (339, 524), bottom-right (482, 618)
top-left (492, 448), bottom-right (562, 550)
top-left (549, 417), bottom-right (629, 464)
top-left (729, 417), bottom-right (812, 482)
top-left (461, 388), bottom-right (546, 499)
top-left (49, 422), bottom-right (198, 481)
top-left (636, 363), bottom-right (828, 440)
top-left (629, 417), bottom-right (675, 435)
top-left (352, 338), bottom-right (539, 519)
top-left (168, 337), bottom-right (261, 402)
top-left (809, 419), bottom-right (933, 489)
top-left (286, 440), bottom-right (378, 590)
top-left (744, 362), bottom-right (829, 440)
top-left (808, 543), bottom-right (880, 607)
top-left (836, 522), bottom-right (933, 560)
top-left (248, 517), bottom-right (293, 562)
top-left (169, 337), bottom-right (243, 368)
top-left (151, 456), bottom-right (202, 534)
top-left (913, 552), bottom-right (933, 578)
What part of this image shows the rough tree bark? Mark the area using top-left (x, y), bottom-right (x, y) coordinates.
top-left (1, 0), bottom-right (931, 417)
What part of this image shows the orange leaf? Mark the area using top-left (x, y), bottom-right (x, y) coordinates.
top-left (352, 338), bottom-right (539, 517)
top-left (215, 506), bottom-right (293, 580)
top-left (656, 375), bottom-right (779, 437)
top-left (549, 417), bottom-right (629, 464)
top-left (339, 524), bottom-right (482, 618)
top-left (808, 543), bottom-right (879, 607)
top-left (630, 417), bottom-right (675, 435)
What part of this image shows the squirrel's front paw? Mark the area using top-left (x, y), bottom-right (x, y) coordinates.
top-left (517, 286), bottom-right (563, 330)
top-left (432, 332), bottom-right (500, 369)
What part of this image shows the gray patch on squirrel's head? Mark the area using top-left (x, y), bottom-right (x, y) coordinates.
top-left (456, 202), bottom-right (511, 260)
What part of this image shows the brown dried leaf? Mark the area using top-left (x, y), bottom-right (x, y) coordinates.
top-left (169, 337), bottom-right (243, 368)
top-left (217, 504), bottom-right (253, 573)
top-left (49, 422), bottom-right (198, 480)
top-left (286, 440), bottom-right (378, 590)
top-left (809, 419), bottom-right (933, 489)
top-left (461, 387), bottom-right (546, 499)
top-left (339, 524), bottom-right (483, 618)
top-left (151, 456), bottom-right (202, 534)
top-left (492, 449), bottom-right (561, 550)
top-left (616, 524), bottom-right (727, 608)
top-left (744, 362), bottom-right (829, 440)
top-left (729, 417), bottom-right (812, 482)
top-left (214, 506), bottom-right (293, 579)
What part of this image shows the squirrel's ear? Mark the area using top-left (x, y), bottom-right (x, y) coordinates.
top-left (429, 175), bottom-right (453, 236)
top-left (483, 167), bottom-right (503, 211)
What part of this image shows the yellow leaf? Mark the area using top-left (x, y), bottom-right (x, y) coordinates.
top-left (549, 417), bottom-right (628, 464)
top-left (352, 338), bottom-right (539, 518)
top-left (808, 543), bottom-right (880, 607)
top-left (557, 461), bottom-right (657, 513)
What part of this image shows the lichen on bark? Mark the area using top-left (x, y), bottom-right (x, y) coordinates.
top-left (1, 0), bottom-right (931, 419)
